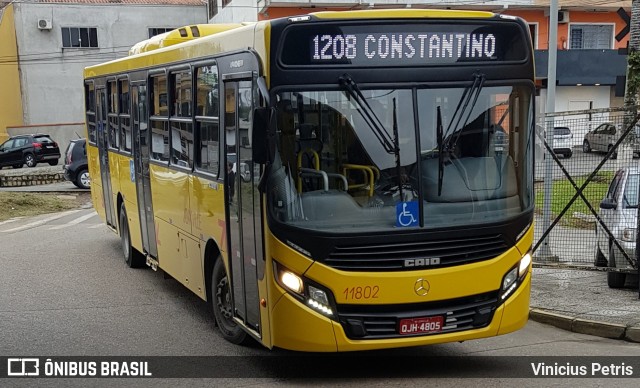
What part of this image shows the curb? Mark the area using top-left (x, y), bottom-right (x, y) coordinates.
top-left (0, 173), bottom-right (65, 187)
top-left (529, 308), bottom-right (640, 343)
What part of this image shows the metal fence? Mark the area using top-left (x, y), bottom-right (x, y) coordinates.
top-left (533, 106), bottom-right (640, 281)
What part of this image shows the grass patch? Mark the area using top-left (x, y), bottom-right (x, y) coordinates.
top-left (535, 171), bottom-right (614, 228)
top-left (0, 192), bottom-right (80, 221)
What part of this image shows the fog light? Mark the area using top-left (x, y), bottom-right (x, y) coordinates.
top-left (307, 284), bottom-right (333, 316)
top-left (308, 284), bottom-right (329, 305)
top-left (281, 271), bottom-right (303, 294)
top-left (503, 267), bottom-right (518, 291)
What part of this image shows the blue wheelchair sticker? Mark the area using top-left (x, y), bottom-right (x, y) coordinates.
top-left (130, 160), bottom-right (135, 182)
top-left (396, 201), bottom-right (418, 227)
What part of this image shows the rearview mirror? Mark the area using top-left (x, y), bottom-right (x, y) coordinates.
top-left (600, 198), bottom-right (617, 210)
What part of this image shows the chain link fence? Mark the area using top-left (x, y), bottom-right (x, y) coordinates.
top-left (532, 106), bottom-right (640, 287)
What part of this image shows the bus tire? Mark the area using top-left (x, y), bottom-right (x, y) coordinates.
top-left (211, 258), bottom-right (248, 345)
top-left (119, 203), bottom-right (145, 268)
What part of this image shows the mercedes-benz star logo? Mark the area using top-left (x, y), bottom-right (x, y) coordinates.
top-left (414, 278), bottom-right (430, 296)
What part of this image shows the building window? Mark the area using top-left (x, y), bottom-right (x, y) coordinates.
top-left (222, 0), bottom-right (230, 8)
top-left (208, 0), bottom-right (218, 19)
top-left (62, 27), bottom-right (98, 48)
top-left (148, 28), bottom-right (174, 38)
top-left (570, 24), bottom-right (613, 49)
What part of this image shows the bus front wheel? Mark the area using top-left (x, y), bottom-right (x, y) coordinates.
top-left (211, 258), bottom-right (249, 344)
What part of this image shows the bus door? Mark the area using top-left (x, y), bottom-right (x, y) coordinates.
top-left (131, 83), bottom-right (158, 259)
top-left (96, 88), bottom-right (116, 228)
top-left (224, 75), bottom-right (262, 334)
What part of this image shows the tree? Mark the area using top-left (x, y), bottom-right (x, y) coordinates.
top-left (625, 1), bottom-right (640, 114)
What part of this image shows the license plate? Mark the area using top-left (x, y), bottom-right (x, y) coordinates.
top-left (398, 316), bottom-right (444, 335)
top-left (46, 145), bottom-right (54, 148)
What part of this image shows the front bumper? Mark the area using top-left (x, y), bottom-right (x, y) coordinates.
top-left (269, 249), bottom-right (532, 352)
top-left (270, 270), bottom-right (530, 352)
top-left (613, 241), bottom-right (637, 271)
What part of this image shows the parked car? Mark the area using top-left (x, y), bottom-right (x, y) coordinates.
top-left (534, 125), bottom-right (573, 158)
top-left (583, 122), bottom-right (640, 158)
top-left (594, 166), bottom-right (639, 288)
top-left (550, 126), bottom-right (573, 158)
top-left (227, 153), bottom-right (251, 182)
top-left (63, 138), bottom-right (90, 189)
top-left (0, 133), bottom-right (61, 168)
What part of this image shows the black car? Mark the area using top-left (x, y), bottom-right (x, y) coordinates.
top-left (63, 139), bottom-right (90, 189)
top-left (0, 133), bottom-right (61, 168)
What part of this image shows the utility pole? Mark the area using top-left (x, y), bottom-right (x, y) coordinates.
top-left (539, 0), bottom-right (559, 259)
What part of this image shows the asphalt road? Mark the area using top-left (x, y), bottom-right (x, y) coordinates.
top-left (2, 209), bottom-right (640, 386)
top-left (535, 147), bottom-right (623, 182)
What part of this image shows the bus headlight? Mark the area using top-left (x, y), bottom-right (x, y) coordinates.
top-left (281, 271), bottom-right (304, 294)
top-left (500, 252), bottom-right (531, 301)
top-left (273, 261), bottom-right (335, 318)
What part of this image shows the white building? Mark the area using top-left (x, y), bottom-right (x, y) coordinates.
top-left (0, 0), bottom-right (206, 144)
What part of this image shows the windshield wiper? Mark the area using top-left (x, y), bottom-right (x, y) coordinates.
top-left (436, 73), bottom-right (485, 197)
top-left (443, 73), bottom-right (486, 154)
top-left (339, 74), bottom-right (407, 199)
top-left (338, 74), bottom-right (397, 155)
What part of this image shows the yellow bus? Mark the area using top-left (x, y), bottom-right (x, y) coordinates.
top-left (84, 9), bottom-right (535, 352)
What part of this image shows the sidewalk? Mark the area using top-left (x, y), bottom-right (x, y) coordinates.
top-left (529, 267), bottom-right (640, 342)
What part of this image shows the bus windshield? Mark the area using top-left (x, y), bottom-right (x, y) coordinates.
top-left (268, 83), bottom-right (533, 232)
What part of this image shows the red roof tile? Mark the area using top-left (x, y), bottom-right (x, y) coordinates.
top-left (36, 0), bottom-right (206, 6)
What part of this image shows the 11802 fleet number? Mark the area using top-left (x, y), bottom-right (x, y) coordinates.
top-left (343, 286), bottom-right (379, 300)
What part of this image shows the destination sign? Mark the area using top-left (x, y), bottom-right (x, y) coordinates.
top-left (313, 33), bottom-right (496, 61)
top-left (279, 22), bottom-right (527, 67)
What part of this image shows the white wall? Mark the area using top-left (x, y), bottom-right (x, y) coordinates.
top-left (210, 0), bottom-right (258, 23)
top-left (13, 3), bottom-right (206, 126)
top-left (539, 85), bottom-right (615, 147)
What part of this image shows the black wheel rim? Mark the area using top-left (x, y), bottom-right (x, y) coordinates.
top-left (216, 276), bottom-right (234, 324)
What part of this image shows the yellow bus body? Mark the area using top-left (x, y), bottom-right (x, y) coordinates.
top-left (85, 9), bottom-right (533, 352)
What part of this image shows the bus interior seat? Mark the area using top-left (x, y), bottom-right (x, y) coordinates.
top-left (299, 190), bottom-right (392, 224)
top-left (422, 155), bottom-right (518, 203)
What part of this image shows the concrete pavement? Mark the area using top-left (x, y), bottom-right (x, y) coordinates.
top-left (529, 267), bottom-right (640, 342)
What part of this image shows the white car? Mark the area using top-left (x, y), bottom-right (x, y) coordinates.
top-left (594, 166), bottom-right (639, 288)
top-left (535, 125), bottom-right (573, 158)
